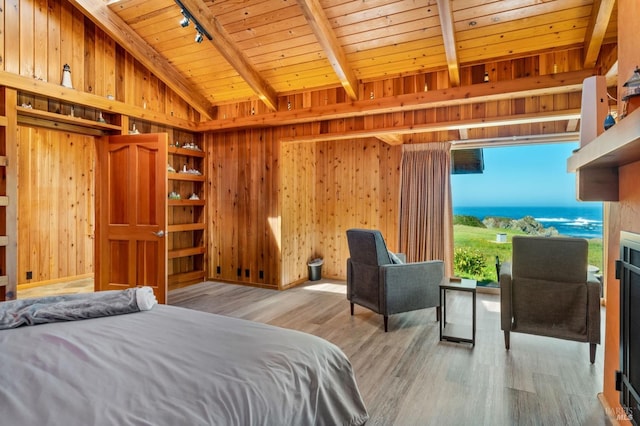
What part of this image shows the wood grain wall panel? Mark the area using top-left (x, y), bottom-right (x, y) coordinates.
top-left (280, 141), bottom-right (315, 287)
top-left (205, 130), bottom-right (282, 288)
top-left (17, 126), bottom-right (95, 284)
top-left (310, 138), bottom-right (401, 279)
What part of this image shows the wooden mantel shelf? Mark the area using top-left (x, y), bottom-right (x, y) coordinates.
top-left (567, 106), bottom-right (640, 201)
top-left (568, 107), bottom-right (640, 172)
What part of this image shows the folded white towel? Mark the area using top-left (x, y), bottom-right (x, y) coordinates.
top-left (136, 287), bottom-right (158, 311)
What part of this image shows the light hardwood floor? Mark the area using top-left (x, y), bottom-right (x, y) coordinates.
top-left (19, 279), bottom-right (610, 425)
top-left (169, 280), bottom-right (609, 426)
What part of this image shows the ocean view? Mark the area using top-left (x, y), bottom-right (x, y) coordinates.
top-left (454, 205), bottom-right (603, 239)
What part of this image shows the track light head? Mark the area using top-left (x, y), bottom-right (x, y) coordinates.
top-left (179, 10), bottom-right (189, 27)
top-left (175, 0), bottom-right (212, 44)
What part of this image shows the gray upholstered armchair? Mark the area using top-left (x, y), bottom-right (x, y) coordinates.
top-left (500, 236), bottom-right (601, 363)
top-left (346, 228), bottom-right (445, 332)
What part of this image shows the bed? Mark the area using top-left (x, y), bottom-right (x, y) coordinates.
top-left (0, 291), bottom-right (369, 425)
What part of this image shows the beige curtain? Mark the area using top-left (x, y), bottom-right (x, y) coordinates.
top-left (399, 142), bottom-right (454, 276)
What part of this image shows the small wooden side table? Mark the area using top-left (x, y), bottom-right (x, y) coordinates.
top-left (439, 278), bottom-right (477, 346)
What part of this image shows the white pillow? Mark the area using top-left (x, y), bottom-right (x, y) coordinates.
top-left (388, 251), bottom-right (404, 264)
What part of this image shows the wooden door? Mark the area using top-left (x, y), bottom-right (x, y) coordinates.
top-left (95, 133), bottom-right (168, 303)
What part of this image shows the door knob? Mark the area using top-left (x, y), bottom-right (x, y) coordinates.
top-left (152, 230), bottom-right (165, 238)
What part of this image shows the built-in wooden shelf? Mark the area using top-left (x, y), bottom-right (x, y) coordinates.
top-left (168, 146), bottom-right (205, 158)
top-left (167, 172), bottom-right (205, 182)
top-left (168, 246), bottom-right (205, 259)
top-left (16, 106), bottom-right (122, 136)
top-left (168, 223), bottom-right (205, 232)
top-left (169, 270), bottom-right (205, 289)
top-left (568, 107), bottom-right (640, 201)
top-left (168, 199), bottom-right (205, 206)
top-left (568, 107), bottom-right (640, 172)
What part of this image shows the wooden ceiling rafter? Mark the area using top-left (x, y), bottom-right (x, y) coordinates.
top-left (198, 69), bottom-right (593, 131)
top-left (296, 0), bottom-right (359, 101)
top-left (436, 0), bottom-right (460, 87)
top-left (375, 134), bottom-right (404, 146)
top-left (69, 0), bottom-right (214, 120)
top-left (177, 0), bottom-right (279, 111)
top-left (583, 0), bottom-right (616, 68)
top-left (280, 109), bottom-right (582, 144)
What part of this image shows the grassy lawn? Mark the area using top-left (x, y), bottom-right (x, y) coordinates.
top-left (454, 224), bottom-right (603, 285)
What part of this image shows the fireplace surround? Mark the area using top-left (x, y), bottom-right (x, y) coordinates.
top-left (615, 231), bottom-right (640, 425)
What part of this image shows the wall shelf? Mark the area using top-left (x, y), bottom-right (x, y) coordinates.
top-left (16, 106), bottom-right (122, 136)
top-left (168, 199), bottom-right (205, 206)
top-left (168, 223), bottom-right (205, 232)
top-left (169, 247), bottom-right (206, 259)
top-left (168, 146), bottom-right (205, 157)
top-left (167, 137), bottom-right (206, 290)
top-left (169, 270), bottom-right (205, 288)
top-left (167, 172), bottom-right (205, 182)
top-left (568, 107), bottom-right (640, 171)
top-left (568, 106), bottom-right (640, 201)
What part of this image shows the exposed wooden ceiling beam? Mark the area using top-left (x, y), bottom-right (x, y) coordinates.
top-left (583, 0), bottom-right (616, 68)
top-left (297, 0), bottom-right (359, 101)
top-left (436, 0), bottom-right (460, 87)
top-left (281, 109), bottom-right (581, 143)
top-left (68, 0), bottom-right (214, 120)
top-left (566, 118), bottom-right (580, 132)
top-left (178, 0), bottom-right (279, 111)
top-left (376, 134), bottom-right (404, 146)
top-left (198, 69), bottom-right (593, 131)
top-left (451, 132), bottom-right (580, 150)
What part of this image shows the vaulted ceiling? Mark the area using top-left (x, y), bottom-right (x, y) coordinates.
top-left (70, 0), bottom-right (618, 145)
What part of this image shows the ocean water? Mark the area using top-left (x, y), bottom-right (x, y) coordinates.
top-left (454, 205), bottom-right (603, 239)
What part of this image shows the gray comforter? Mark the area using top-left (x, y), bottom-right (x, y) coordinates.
top-left (0, 304), bottom-right (368, 426)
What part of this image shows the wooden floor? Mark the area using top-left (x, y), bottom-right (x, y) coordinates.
top-left (20, 278), bottom-right (610, 425)
top-left (169, 280), bottom-right (609, 426)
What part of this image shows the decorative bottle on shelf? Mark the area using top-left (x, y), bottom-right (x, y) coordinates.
top-left (61, 64), bottom-right (73, 89)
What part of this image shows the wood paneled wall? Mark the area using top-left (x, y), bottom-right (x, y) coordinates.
top-left (5, 0), bottom-right (202, 288)
top-left (2, 0), bottom-right (198, 120)
top-left (0, 0), bottom-right (601, 292)
top-left (312, 138), bottom-right (401, 280)
top-left (205, 129), bottom-right (281, 288)
top-left (206, 129), bottom-right (401, 289)
top-left (17, 126), bottom-right (95, 284)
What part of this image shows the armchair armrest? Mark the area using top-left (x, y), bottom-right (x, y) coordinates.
top-left (380, 260), bottom-right (444, 315)
top-left (499, 261), bottom-right (513, 331)
top-left (586, 273), bottom-right (601, 344)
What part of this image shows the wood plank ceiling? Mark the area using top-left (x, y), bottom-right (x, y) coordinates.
top-left (78, 0), bottom-right (617, 146)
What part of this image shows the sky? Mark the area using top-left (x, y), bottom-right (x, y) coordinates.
top-left (451, 142), bottom-right (602, 208)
